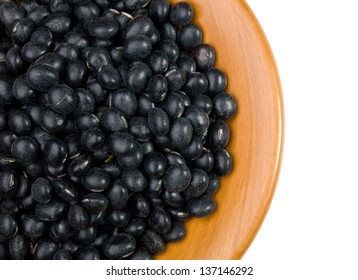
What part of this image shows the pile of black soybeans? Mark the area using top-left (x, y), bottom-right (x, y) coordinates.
top-left (0, 0), bottom-right (237, 260)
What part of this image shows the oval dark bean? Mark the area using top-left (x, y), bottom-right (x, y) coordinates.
top-left (122, 169), bottom-right (147, 192)
top-left (21, 213), bottom-right (46, 239)
top-left (108, 208), bottom-right (131, 228)
top-left (106, 180), bottom-right (130, 209)
top-left (99, 108), bottom-right (128, 133)
top-left (0, 213), bottom-right (18, 241)
top-left (169, 1), bottom-right (193, 26)
top-left (82, 193), bottom-right (109, 214)
top-left (53, 249), bottom-right (72, 260)
top-left (192, 44), bottom-right (216, 71)
top-left (103, 233), bottom-right (136, 259)
top-left (33, 239), bottom-right (59, 260)
top-left (163, 164), bottom-right (191, 193)
top-left (81, 167), bottom-right (110, 192)
top-left (9, 234), bottom-right (28, 260)
top-left (107, 88), bottom-right (137, 118)
top-left (163, 221), bottom-right (185, 242)
top-left (88, 16), bottom-right (119, 39)
top-left (26, 64), bottom-right (60, 92)
top-left (68, 204), bottom-right (89, 230)
top-left (212, 92), bottom-right (238, 120)
top-left (11, 136), bottom-right (39, 166)
top-left (49, 219), bottom-right (76, 242)
top-left (65, 60), bottom-right (88, 89)
top-left (186, 195), bottom-right (216, 218)
top-left (35, 200), bottom-right (67, 221)
top-left (141, 229), bottom-right (165, 254)
top-left (43, 138), bottom-right (68, 166)
top-left (124, 218), bottom-right (146, 236)
top-left (52, 178), bottom-right (78, 203)
top-left (31, 177), bottom-right (53, 204)
top-left (213, 149), bottom-right (233, 176)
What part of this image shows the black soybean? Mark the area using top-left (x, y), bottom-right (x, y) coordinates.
top-left (9, 234), bottom-right (28, 260)
top-left (31, 177), bottom-right (53, 204)
top-left (103, 233), bottom-right (136, 259)
top-left (68, 204), bottom-right (89, 230)
top-left (169, 1), bottom-right (193, 26)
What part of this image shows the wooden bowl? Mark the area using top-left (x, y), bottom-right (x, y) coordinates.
top-left (157, 0), bottom-right (284, 259)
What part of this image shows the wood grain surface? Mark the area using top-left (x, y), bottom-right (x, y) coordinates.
top-left (157, 0), bottom-right (284, 259)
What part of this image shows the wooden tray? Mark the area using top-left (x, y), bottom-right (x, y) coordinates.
top-left (157, 0), bottom-right (284, 259)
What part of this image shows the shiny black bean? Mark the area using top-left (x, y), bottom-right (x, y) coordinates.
top-left (165, 150), bottom-right (186, 166)
top-left (12, 75), bottom-right (38, 105)
top-left (49, 218), bottom-right (76, 242)
top-left (108, 208), bottom-right (130, 227)
top-left (26, 64), bottom-right (60, 92)
top-left (65, 60), bottom-right (88, 89)
top-left (30, 26), bottom-right (53, 48)
top-left (121, 169), bottom-right (147, 192)
top-left (103, 233), bottom-right (136, 259)
top-left (68, 204), bottom-right (89, 230)
top-left (163, 164), bottom-right (191, 192)
top-left (183, 72), bottom-right (208, 96)
top-left (64, 30), bottom-right (90, 50)
top-left (212, 92), bottom-right (237, 120)
top-left (147, 50), bottom-right (169, 74)
top-left (44, 13), bottom-right (71, 35)
top-left (31, 177), bottom-right (53, 204)
top-left (53, 178), bottom-right (78, 203)
top-left (99, 108), bottom-right (128, 133)
top-left (1, 199), bottom-right (20, 215)
top-left (100, 161), bottom-right (122, 179)
top-left (81, 167), bottom-right (110, 192)
top-left (162, 190), bottom-right (185, 207)
top-left (213, 148), bottom-right (232, 176)
top-left (21, 41), bottom-right (48, 63)
top-left (169, 117), bottom-right (193, 150)
top-left (147, 107), bottom-right (170, 137)
top-left (106, 88), bottom-right (137, 118)
top-left (74, 2), bottom-right (100, 22)
top-left (84, 47), bottom-right (112, 73)
top-left (73, 88), bottom-right (96, 115)
top-left (106, 180), bottom-right (129, 209)
top-left (177, 23), bottom-right (202, 50)
top-left (128, 116), bottom-right (152, 141)
top-left (161, 92), bottom-right (185, 122)
top-left (183, 105), bottom-right (210, 138)
top-left (0, 2), bottom-right (26, 29)
top-left (15, 174), bottom-right (29, 199)
top-left (68, 154), bottom-right (92, 177)
top-left (158, 21), bottom-right (176, 41)
top-left (128, 246), bottom-right (152, 260)
top-left (165, 67), bottom-right (186, 91)
top-left (75, 113), bottom-right (99, 132)
top-left (205, 68), bottom-right (227, 96)
top-left (207, 120), bottom-right (230, 149)
top-left (163, 221), bottom-right (185, 242)
top-left (82, 193), bottom-right (109, 213)
top-left (6, 47), bottom-right (27, 74)
top-left (107, 132), bottom-right (143, 170)
top-left (122, 16), bottom-right (155, 41)
top-left (169, 1), bottom-right (193, 26)
top-left (26, 161), bottom-right (45, 178)
top-left (130, 194), bottom-right (150, 218)
top-left (124, 34), bottom-right (152, 61)
top-left (124, 217), bottom-right (146, 236)
top-left (33, 239), bottom-right (59, 260)
top-left (34, 53), bottom-right (66, 74)
top-left (11, 18), bottom-right (34, 46)
top-left (192, 44), bottom-right (215, 71)
top-left (35, 200), bottom-right (67, 221)
top-left (0, 213), bottom-right (18, 241)
top-left (190, 94), bottom-right (213, 114)
top-left (141, 229), bottom-right (165, 254)
top-left (9, 234), bottom-right (28, 260)
top-left (136, 93), bottom-right (155, 117)
top-left (204, 173), bottom-right (220, 195)
top-left (148, 0), bottom-right (170, 23)
top-left (0, 131), bottom-right (16, 156)
top-left (8, 109), bottom-right (32, 136)
top-left (123, 0), bottom-right (150, 10)
top-left (73, 226), bottom-right (97, 244)
top-left (192, 148), bottom-right (214, 172)
top-left (11, 136), bottom-right (39, 166)
top-left (143, 152), bottom-right (167, 178)
top-left (126, 61), bottom-right (152, 93)
top-left (88, 16), bottom-right (119, 39)
top-left (158, 39), bottom-right (180, 62)
top-left (147, 74), bottom-right (168, 102)
top-left (148, 207), bottom-right (171, 234)
top-left (43, 138), bottom-right (68, 166)
top-left (39, 108), bottom-right (67, 134)
top-left (55, 42), bottom-right (79, 62)
top-left (80, 127), bottom-right (105, 151)
top-left (0, 76), bottom-right (16, 105)
top-left (97, 65), bottom-right (121, 90)
top-left (86, 79), bottom-right (108, 104)
top-left (187, 194), bottom-right (216, 218)
top-left (183, 169), bottom-right (209, 200)
top-left (53, 249), bottom-right (72, 260)
top-left (177, 55), bottom-right (196, 74)
top-left (50, 0), bottom-right (72, 13)
top-left (21, 213), bottom-right (46, 239)
top-left (27, 5), bottom-right (51, 26)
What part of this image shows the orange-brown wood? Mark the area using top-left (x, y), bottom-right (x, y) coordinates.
top-left (157, 0), bottom-right (284, 259)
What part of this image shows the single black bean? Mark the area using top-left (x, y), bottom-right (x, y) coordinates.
top-left (75, 113), bottom-right (99, 132)
top-left (183, 169), bottom-right (209, 200)
top-left (9, 234), bottom-right (28, 260)
top-left (8, 109), bottom-right (32, 136)
top-left (0, 2), bottom-right (26, 29)
top-left (11, 136), bottom-right (39, 166)
top-left (1, 199), bottom-right (20, 215)
top-left (6, 47), bottom-right (27, 74)
top-left (81, 167), bottom-right (110, 192)
top-left (39, 108), bottom-right (67, 134)
top-left (88, 16), bottom-right (119, 39)
top-left (169, 117), bottom-right (193, 150)
top-left (26, 64), bottom-right (60, 92)
top-left (86, 79), bottom-right (108, 104)
top-left (207, 120), bottom-right (231, 149)
top-left (81, 127), bottom-right (105, 151)
top-left (141, 229), bottom-right (165, 254)
top-left (74, 2), bottom-right (100, 22)
top-left (212, 92), bottom-right (238, 120)
top-left (128, 116), bottom-right (152, 141)
top-left (182, 135), bottom-right (203, 160)
top-left (100, 161), bottom-right (122, 178)
top-left (44, 13), bottom-right (71, 35)
top-left (187, 195), bottom-right (216, 218)
top-left (99, 108), bottom-right (128, 133)
top-left (136, 93), bottom-right (155, 117)
top-left (169, 1), bottom-right (193, 26)
top-left (84, 47), bottom-right (112, 73)
top-left (97, 65), bottom-right (122, 90)
top-left (147, 50), bottom-right (169, 74)
top-left (55, 42), bottom-right (79, 62)
top-left (163, 221), bottom-right (185, 242)
top-left (49, 218), bottom-right (76, 242)
top-left (183, 105), bottom-right (210, 137)
top-left (21, 213), bottom-right (46, 239)
top-left (68, 154), bottom-right (92, 177)
top-left (162, 190), bottom-right (185, 207)
top-left (148, 0), bottom-right (170, 23)
top-left (33, 239), bottom-right (59, 260)
top-left (52, 178), bottom-right (78, 203)
top-left (126, 61), bottom-right (152, 93)
top-left (35, 200), bottom-right (67, 222)
top-left (26, 161), bottom-right (45, 178)
top-left (183, 72), bottom-right (208, 96)
top-left (159, 91), bottom-right (185, 120)
top-left (192, 148), bottom-right (215, 172)
top-left (68, 204), bottom-right (89, 230)
top-left (205, 68), bottom-right (228, 96)
top-left (73, 88), bottom-right (96, 115)
top-left (73, 226), bottom-right (97, 244)
top-left (177, 23), bottom-right (202, 50)
top-left (204, 173), bottom-right (220, 195)
top-left (147, 74), bottom-right (168, 102)
top-left (106, 180), bottom-right (129, 209)
top-left (147, 107), bottom-right (170, 137)
top-left (15, 174), bottom-right (29, 199)
top-left (82, 193), bottom-right (109, 213)
top-left (65, 60), bottom-right (88, 89)
top-left (143, 152), bottom-right (167, 178)
top-left (0, 213), bottom-right (18, 241)
top-left (108, 208), bottom-right (131, 227)
top-left (192, 44), bottom-right (215, 71)
top-left (12, 75), bottom-right (38, 105)
top-left (121, 169), bottom-right (147, 192)
top-left (213, 148), bottom-right (233, 176)
top-left (124, 217), bottom-right (146, 236)
top-left (43, 138), bottom-right (68, 166)
top-left (21, 41), bottom-right (48, 63)
top-left (103, 233), bottom-right (136, 259)
top-left (163, 164), bottom-right (191, 192)
top-left (124, 34), bottom-right (152, 61)
top-left (31, 177), bottom-right (53, 204)
top-left (53, 249), bottom-right (72, 260)
top-left (64, 30), bottom-right (89, 50)
top-left (177, 55), bottom-right (196, 74)
top-left (148, 207), bottom-right (171, 234)
top-left (0, 131), bottom-right (17, 156)
top-left (130, 194), bottom-right (150, 218)
top-left (144, 177), bottom-right (163, 198)
top-left (122, 16), bottom-right (155, 41)
top-left (190, 94), bottom-right (213, 114)
top-left (106, 88), bottom-right (137, 118)
top-left (30, 27), bottom-right (53, 48)
top-left (11, 18), bottom-right (34, 46)
top-left (34, 52), bottom-right (66, 73)
top-left (0, 76), bottom-right (16, 105)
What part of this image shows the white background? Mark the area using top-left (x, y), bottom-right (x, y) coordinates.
top-left (243, 0), bottom-right (358, 278)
